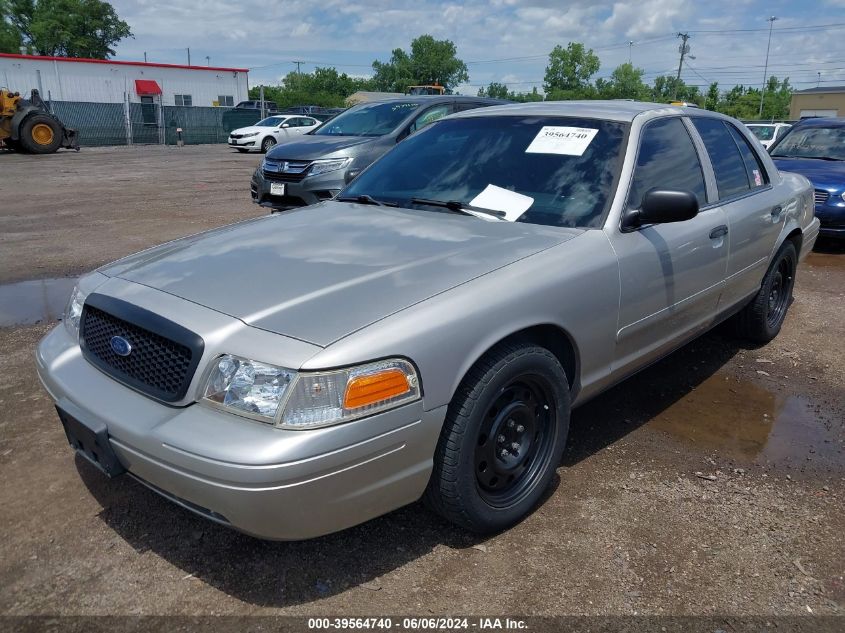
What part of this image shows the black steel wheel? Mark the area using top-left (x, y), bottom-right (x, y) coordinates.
top-left (425, 341), bottom-right (570, 533)
top-left (734, 240), bottom-right (797, 344)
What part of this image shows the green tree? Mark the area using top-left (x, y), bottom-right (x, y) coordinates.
top-left (372, 34), bottom-right (469, 92)
top-left (6, 0), bottom-right (131, 58)
top-left (477, 82), bottom-right (509, 99)
top-left (705, 82), bottom-right (720, 110)
top-left (597, 63), bottom-right (649, 100)
top-left (543, 42), bottom-right (600, 93)
top-left (0, 1), bottom-right (22, 53)
top-left (249, 67), bottom-right (376, 109)
top-left (650, 75), bottom-right (702, 105)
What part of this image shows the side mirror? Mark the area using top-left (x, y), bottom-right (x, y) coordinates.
top-left (623, 189), bottom-right (699, 230)
top-left (281, 123), bottom-right (290, 129)
top-left (344, 168), bottom-right (362, 184)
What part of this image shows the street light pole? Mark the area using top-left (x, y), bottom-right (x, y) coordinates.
top-left (628, 41), bottom-right (634, 64)
top-left (758, 16), bottom-right (777, 118)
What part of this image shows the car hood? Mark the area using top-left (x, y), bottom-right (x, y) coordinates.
top-left (99, 202), bottom-right (581, 347)
top-left (264, 135), bottom-right (378, 160)
top-left (231, 125), bottom-right (272, 135)
top-left (773, 157), bottom-right (845, 190)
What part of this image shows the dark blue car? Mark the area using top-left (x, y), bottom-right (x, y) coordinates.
top-left (770, 117), bottom-right (845, 239)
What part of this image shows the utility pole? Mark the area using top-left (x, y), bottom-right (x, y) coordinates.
top-left (674, 33), bottom-right (690, 100)
top-left (143, 51), bottom-right (147, 63)
top-left (628, 41), bottom-right (634, 64)
top-left (817, 71), bottom-right (821, 87)
top-left (292, 61), bottom-right (304, 75)
top-left (758, 16), bottom-right (777, 118)
top-left (186, 47), bottom-right (191, 66)
top-left (205, 56), bottom-right (210, 66)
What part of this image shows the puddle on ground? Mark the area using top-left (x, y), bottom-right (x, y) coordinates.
top-left (0, 277), bottom-right (76, 327)
top-left (647, 373), bottom-right (843, 470)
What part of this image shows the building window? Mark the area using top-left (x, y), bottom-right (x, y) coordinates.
top-left (174, 94), bottom-right (193, 107)
top-left (218, 95), bottom-right (234, 107)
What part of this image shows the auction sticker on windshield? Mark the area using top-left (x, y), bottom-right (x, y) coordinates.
top-left (525, 126), bottom-right (598, 156)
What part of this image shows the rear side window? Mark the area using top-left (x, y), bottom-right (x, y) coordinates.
top-left (627, 117), bottom-right (707, 209)
top-left (691, 118), bottom-right (750, 199)
top-left (727, 124), bottom-right (769, 189)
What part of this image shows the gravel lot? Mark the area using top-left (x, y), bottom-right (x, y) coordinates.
top-left (0, 145), bottom-right (842, 618)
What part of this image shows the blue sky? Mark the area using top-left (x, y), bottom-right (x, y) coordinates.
top-left (111, 0), bottom-right (845, 94)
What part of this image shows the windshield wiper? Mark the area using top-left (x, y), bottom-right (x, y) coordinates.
top-left (410, 197), bottom-right (506, 220)
top-left (335, 194), bottom-right (395, 206)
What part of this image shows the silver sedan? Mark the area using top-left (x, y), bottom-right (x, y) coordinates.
top-left (36, 101), bottom-right (819, 540)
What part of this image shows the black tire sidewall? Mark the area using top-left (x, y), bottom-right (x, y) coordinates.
top-left (759, 242), bottom-right (797, 339)
top-left (451, 348), bottom-right (570, 531)
top-left (20, 114), bottom-right (62, 154)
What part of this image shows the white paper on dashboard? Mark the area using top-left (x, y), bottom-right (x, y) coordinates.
top-left (525, 126), bottom-right (598, 156)
top-left (469, 184), bottom-right (534, 222)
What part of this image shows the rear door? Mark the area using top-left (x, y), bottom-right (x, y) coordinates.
top-left (609, 116), bottom-right (728, 375)
top-left (689, 117), bottom-right (783, 308)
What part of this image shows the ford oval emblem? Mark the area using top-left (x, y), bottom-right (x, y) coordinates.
top-left (110, 336), bottom-right (132, 357)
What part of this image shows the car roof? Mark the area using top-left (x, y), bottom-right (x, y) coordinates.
top-left (448, 100), bottom-right (731, 123)
top-left (354, 95), bottom-right (509, 106)
top-left (793, 117), bottom-right (845, 128)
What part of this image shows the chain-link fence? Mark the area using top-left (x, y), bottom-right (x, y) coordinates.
top-left (45, 100), bottom-right (266, 147)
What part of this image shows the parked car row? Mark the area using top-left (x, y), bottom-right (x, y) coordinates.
top-left (39, 100), bottom-right (820, 542)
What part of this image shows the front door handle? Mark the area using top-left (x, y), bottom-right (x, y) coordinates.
top-left (709, 225), bottom-right (728, 239)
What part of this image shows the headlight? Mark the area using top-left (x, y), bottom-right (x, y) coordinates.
top-left (202, 355), bottom-right (295, 420)
top-left (201, 356), bottom-right (420, 429)
top-left (63, 285), bottom-right (86, 339)
top-left (840, 191), bottom-right (845, 203)
top-left (307, 157), bottom-right (351, 177)
top-left (242, 131), bottom-right (259, 138)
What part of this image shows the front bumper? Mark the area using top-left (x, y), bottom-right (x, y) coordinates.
top-left (228, 136), bottom-right (258, 150)
top-left (36, 322), bottom-right (445, 540)
top-left (815, 201), bottom-right (845, 239)
top-left (250, 167), bottom-right (343, 211)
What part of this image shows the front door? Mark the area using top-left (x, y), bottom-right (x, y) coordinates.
top-left (608, 116), bottom-right (728, 375)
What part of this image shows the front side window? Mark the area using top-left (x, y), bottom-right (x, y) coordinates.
top-left (255, 117), bottom-right (283, 127)
top-left (313, 101), bottom-right (421, 137)
top-left (770, 125), bottom-right (845, 160)
top-left (692, 118), bottom-right (751, 199)
top-left (627, 117), bottom-right (707, 209)
top-left (341, 116), bottom-right (628, 228)
top-left (409, 104), bottom-right (452, 133)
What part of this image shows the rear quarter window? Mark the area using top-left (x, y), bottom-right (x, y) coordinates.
top-left (691, 118), bottom-right (751, 200)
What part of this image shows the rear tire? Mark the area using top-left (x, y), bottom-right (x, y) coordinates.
top-left (733, 241), bottom-right (797, 344)
top-left (19, 114), bottom-right (63, 154)
top-left (425, 342), bottom-right (570, 533)
top-left (261, 136), bottom-right (276, 153)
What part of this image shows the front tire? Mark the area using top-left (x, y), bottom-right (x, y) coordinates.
top-left (425, 342), bottom-right (570, 533)
top-left (261, 136), bottom-right (276, 153)
top-left (734, 241), bottom-right (797, 344)
top-left (19, 114), bottom-right (63, 154)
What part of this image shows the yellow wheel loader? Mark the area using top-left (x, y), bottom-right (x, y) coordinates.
top-left (1, 88), bottom-right (79, 153)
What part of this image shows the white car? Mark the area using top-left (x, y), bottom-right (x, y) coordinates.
top-left (228, 115), bottom-right (320, 153)
top-left (745, 122), bottom-right (792, 150)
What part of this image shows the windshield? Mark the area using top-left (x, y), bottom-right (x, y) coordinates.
top-left (341, 116), bottom-right (628, 228)
top-left (255, 117), bottom-right (284, 127)
top-left (748, 125), bottom-right (775, 141)
top-left (771, 126), bottom-right (845, 160)
top-left (312, 101), bottom-right (420, 137)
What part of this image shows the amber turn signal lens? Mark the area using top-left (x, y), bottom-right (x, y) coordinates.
top-left (343, 368), bottom-right (411, 409)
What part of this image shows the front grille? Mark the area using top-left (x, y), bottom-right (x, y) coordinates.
top-left (814, 189), bottom-right (829, 205)
top-left (262, 159), bottom-right (311, 183)
top-left (230, 133), bottom-right (244, 139)
top-left (80, 295), bottom-right (204, 403)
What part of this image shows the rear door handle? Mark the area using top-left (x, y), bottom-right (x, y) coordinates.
top-left (709, 225), bottom-right (728, 239)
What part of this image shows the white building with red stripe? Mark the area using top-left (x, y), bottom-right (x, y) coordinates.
top-left (0, 53), bottom-right (249, 107)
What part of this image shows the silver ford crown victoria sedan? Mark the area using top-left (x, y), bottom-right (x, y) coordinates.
top-left (37, 101), bottom-right (819, 540)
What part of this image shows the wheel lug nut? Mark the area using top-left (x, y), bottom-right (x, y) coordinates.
top-left (499, 449), bottom-right (509, 459)
top-left (511, 442), bottom-right (520, 451)
top-left (497, 435), bottom-right (506, 444)
top-left (507, 419), bottom-right (515, 428)
top-left (516, 425), bottom-right (524, 433)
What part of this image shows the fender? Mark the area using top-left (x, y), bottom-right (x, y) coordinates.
top-left (9, 105), bottom-right (39, 141)
top-left (771, 171), bottom-right (814, 258)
